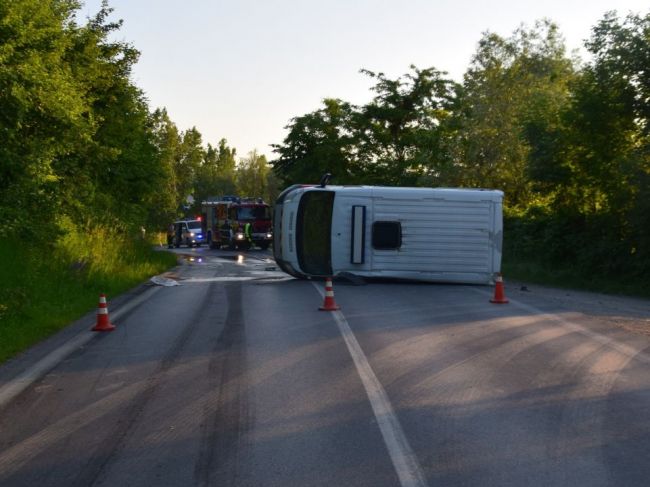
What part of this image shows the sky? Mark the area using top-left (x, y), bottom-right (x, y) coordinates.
top-left (78, 0), bottom-right (648, 160)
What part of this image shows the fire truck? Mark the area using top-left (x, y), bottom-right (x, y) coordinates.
top-left (201, 197), bottom-right (273, 250)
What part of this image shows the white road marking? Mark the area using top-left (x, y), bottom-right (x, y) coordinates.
top-left (183, 274), bottom-right (293, 283)
top-left (0, 286), bottom-right (162, 409)
top-left (313, 282), bottom-right (428, 487)
top-left (471, 287), bottom-right (650, 365)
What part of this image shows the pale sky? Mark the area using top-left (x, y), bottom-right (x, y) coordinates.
top-left (79, 0), bottom-right (648, 160)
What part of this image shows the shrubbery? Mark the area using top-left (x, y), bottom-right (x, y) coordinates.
top-left (0, 231), bottom-right (176, 363)
top-left (504, 208), bottom-right (650, 296)
top-left (273, 12), bottom-right (650, 293)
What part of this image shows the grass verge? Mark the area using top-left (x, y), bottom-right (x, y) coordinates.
top-left (0, 228), bottom-right (176, 365)
top-left (502, 258), bottom-right (650, 299)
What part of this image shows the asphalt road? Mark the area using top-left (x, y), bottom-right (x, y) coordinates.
top-left (1, 246), bottom-right (649, 486)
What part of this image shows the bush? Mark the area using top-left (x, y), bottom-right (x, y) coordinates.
top-left (504, 207), bottom-right (650, 296)
top-left (0, 223), bottom-right (176, 364)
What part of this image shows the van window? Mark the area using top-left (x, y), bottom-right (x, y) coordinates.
top-left (296, 190), bottom-right (334, 276)
top-left (372, 221), bottom-right (402, 250)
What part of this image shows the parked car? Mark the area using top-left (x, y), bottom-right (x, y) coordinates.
top-left (173, 220), bottom-right (205, 247)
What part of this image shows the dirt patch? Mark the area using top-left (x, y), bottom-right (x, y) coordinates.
top-left (506, 279), bottom-right (650, 338)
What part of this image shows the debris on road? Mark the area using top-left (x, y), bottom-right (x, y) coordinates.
top-left (150, 275), bottom-right (180, 287)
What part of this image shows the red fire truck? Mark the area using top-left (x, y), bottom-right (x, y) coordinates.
top-left (201, 197), bottom-right (273, 250)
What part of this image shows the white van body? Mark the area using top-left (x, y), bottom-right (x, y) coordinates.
top-left (273, 185), bottom-right (504, 284)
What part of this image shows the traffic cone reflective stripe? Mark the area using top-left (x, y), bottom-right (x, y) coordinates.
top-left (490, 274), bottom-right (509, 304)
top-left (319, 278), bottom-right (340, 311)
top-left (92, 293), bottom-right (116, 331)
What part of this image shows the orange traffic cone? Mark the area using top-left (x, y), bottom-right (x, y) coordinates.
top-left (319, 277), bottom-right (340, 311)
top-left (490, 273), bottom-right (509, 304)
top-left (92, 293), bottom-right (116, 331)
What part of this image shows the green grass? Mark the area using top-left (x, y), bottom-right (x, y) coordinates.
top-left (0, 226), bottom-right (177, 364)
top-left (502, 257), bottom-right (650, 299)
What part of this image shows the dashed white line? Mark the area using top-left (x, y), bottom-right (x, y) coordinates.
top-left (313, 282), bottom-right (428, 487)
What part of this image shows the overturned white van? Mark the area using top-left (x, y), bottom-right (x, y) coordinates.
top-left (273, 184), bottom-right (504, 284)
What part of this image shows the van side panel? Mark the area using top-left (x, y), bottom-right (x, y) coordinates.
top-left (373, 198), bottom-right (495, 270)
top-left (333, 188), bottom-right (503, 284)
top-left (301, 186), bottom-right (503, 284)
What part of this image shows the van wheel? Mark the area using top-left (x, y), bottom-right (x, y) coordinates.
top-left (259, 242), bottom-right (270, 250)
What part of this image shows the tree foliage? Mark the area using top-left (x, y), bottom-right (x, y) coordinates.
top-left (355, 66), bottom-right (457, 185)
top-left (0, 0), bottom-right (91, 234)
top-left (271, 11), bottom-right (650, 284)
top-left (195, 138), bottom-right (238, 201)
top-left (1, 0), bottom-right (277, 242)
top-left (273, 67), bottom-right (457, 187)
top-left (3, 1), bottom-right (650, 284)
top-left (508, 12), bottom-right (650, 281)
top-left (0, 0), bottom-right (169, 234)
top-left (272, 98), bottom-right (359, 184)
top-left (453, 20), bottom-right (576, 208)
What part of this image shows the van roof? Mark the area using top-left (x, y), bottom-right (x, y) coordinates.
top-left (304, 185), bottom-right (504, 201)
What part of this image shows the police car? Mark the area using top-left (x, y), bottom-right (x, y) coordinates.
top-left (173, 219), bottom-right (205, 247)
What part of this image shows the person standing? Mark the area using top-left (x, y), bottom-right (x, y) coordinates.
top-left (176, 222), bottom-right (183, 247)
top-left (244, 222), bottom-right (253, 247)
top-left (167, 223), bottom-right (175, 248)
